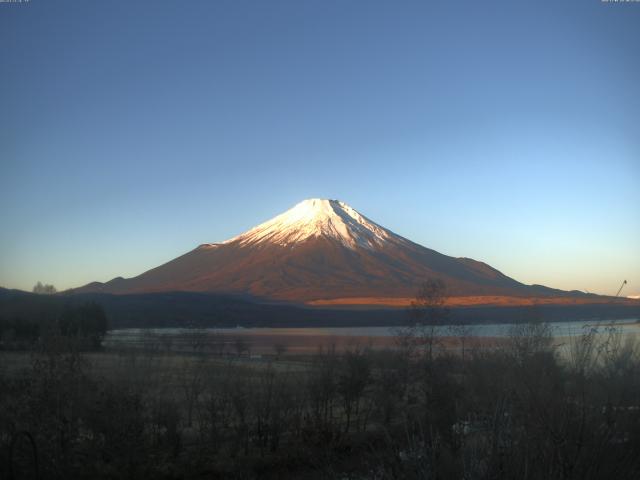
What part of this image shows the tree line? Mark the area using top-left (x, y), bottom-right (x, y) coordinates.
top-left (0, 300), bottom-right (108, 350)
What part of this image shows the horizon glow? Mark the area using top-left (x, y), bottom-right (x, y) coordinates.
top-left (1, 1), bottom-right (639, 297)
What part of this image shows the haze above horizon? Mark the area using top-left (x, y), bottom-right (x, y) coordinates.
top-left (1, 1), bottom-right (639, 296)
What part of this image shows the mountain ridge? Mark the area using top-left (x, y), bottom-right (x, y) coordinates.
top-left (73, 199), bottom-right (603, 304)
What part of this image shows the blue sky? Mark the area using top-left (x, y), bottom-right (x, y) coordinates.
top-left (1, 0), bottom-right (639, 296)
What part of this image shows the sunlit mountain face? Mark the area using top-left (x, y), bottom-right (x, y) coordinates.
top-left (75, 199), bottom-right (592, 304)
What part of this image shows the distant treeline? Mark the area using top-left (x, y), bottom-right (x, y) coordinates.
top-left (56, 292), bottom-right (640, 328)
top-left (0, 289), bottom-right (108, 349)
top-left (1, 287), bottom-right (639, 330)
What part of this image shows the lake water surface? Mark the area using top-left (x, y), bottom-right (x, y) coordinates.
top-left (104, 318), bottom-right (640, 354)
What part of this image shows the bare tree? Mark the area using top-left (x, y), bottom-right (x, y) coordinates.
top-left (233, 337), bottom-right (250, 358)
top-left (410, 278), bottom-right (449, 361)
top-left (447, 320), bottom-right (473, 363)
top-left (507, 307), bottom-right (553, 363)
top-left (179, 357), bottom-right (207, 427)
top-left (338, 346), bottom-right (372, 434)
top-left (32, 281), bottom-right (57, 294)
top-left (184, 328), bottom-right (208, 354)
top-left (273, 343), bottom-right (287, 360)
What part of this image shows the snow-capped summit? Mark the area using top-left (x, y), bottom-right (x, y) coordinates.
top-left (226, 198), bottom-right (399, 249)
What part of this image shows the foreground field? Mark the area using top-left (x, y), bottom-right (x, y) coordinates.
top-left (1, 323), bottom-right (639, 479)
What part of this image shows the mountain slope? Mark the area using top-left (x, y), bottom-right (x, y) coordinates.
top-left (75, 199), bottom-right (585, 302)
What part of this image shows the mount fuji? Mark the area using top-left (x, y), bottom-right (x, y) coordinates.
top-left (76, 199), bottom-right (588, 304)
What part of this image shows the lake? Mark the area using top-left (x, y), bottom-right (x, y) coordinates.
top-left (103, 318), bottom-right (640, 354)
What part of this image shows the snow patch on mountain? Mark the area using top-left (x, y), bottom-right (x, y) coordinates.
top-left (225, 199), bottom-right (402, 249)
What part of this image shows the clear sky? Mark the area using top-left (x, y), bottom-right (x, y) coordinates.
top-left (1, 0), bottom-right (639, 297)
